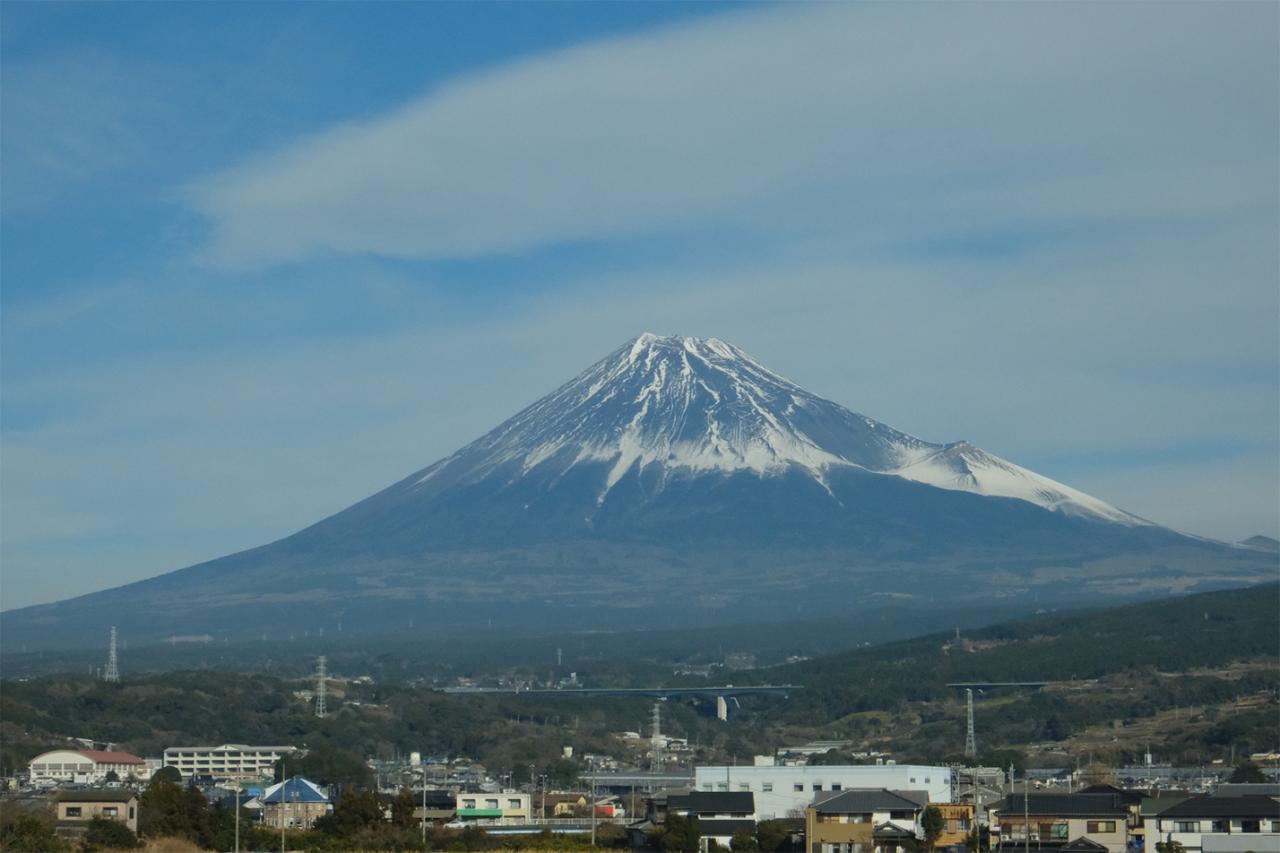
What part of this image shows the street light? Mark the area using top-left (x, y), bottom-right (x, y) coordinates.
top-left (589, 757), bottom-right (597, 848)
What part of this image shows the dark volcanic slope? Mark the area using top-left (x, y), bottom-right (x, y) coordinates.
top-left (4, 335), bottom-right (1274, 649)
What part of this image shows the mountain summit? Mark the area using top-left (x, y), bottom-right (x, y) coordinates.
top-left (415, 333), bottom-right (1144, 524)
top-left (2, 334), bottom-right (1272, 649)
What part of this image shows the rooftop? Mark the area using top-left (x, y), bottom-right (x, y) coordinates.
top-left (1158, 796), bottom-right (1280, 818)
top-left (812, 789), bottom-right (925, 814)
top-left (55, 790), bottom-right (137, 803)
top-left (997, 794), bottom-right (1128, 818)
top-left (668, 791), bottom-right (755, 815)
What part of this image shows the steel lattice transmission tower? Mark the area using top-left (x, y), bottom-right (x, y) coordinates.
top-left (964, 688), bottom-right (977, 758)
top-left (103, 626), bottom-right (120, 683)
top-left (315, 656), bottom-right (328, 718)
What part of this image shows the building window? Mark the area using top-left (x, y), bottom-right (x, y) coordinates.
top-left (129, 807), bottom-right (135, 820)
top-left (66, 808), bottom-right (82, 817)
top-left (1173, 822), bottom-right (1200, 834)
top-left (507, 799), bottom-right (522, 809)
top-left (813, 784), bottom-right (823, 791)
top-left (739, 784), bottom-right (750, 791)
top-left (104, 808), bottom-right (118, 817)
top-left (1241, 821), bottom-right (1261, 834)
top-left (1270, 821), bottom-right (1280, 833)
top-left (484, 799), bottom-right (498, 810)
top-left (1086, 821), bottom-right (1116, 834)
top-left (794, 784), bottom-right (804, 792)
top-left (832, 784), bottom-right (842, 791)
top-left (1211, 820), bottom-right (1229, 833)
top-left (1042, 823), bottom-right (1068, 840)
top-left (762, 783), bottom-right (773, 793)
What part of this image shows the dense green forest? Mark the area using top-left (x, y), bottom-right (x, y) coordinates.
top-left (2, 584), bottom-right (1275, 778)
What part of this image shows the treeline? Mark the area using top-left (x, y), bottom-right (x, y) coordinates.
top-left (768, 582), bottom-right (1279, 720)
top-left (0, 669), bottom-right (735, 780)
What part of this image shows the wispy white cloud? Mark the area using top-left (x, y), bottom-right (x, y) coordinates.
top-left (187, 2), bottom-right (1277, 269)
top-left (4, 205), bottom-right (1276, 609)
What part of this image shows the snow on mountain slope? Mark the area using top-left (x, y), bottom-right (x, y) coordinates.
top-left (888, 441), bottom-right (1149, 525)
top-left (414, 333), bottom-right (1145, 525)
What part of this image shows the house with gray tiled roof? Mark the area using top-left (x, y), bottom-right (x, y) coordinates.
top-left (1144, 796), bottom-right (1280, 853)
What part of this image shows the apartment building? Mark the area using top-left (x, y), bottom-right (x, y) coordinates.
top-left (163, 743), bottom-right (297, 780)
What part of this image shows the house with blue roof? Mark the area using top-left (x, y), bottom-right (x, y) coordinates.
top-left (260, 776), bottom-right (331, 830)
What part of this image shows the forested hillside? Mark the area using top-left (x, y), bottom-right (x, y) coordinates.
top-left (3, 585), bottom-right (1275, 778)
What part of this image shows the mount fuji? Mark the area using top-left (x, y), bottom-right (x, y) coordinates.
top-left (3, 334), bottom-right (1273, 649)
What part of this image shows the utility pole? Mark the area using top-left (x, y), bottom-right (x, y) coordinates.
top-left (421, 775), bottom-right (427, 850)
top-left (1023, 767), bottom-right (1029, 853)
top-left (590, 757), bottom-right (597, 847)
top-left (235, 784), bottom-right (240, 853)
top-left (650, 702), bottom-right (663, 770)
top-left (964, 689), bottom-right (977, 758)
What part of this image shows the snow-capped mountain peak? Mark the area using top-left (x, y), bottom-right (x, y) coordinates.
top-left (415, 334), bottom-right (1145, 525)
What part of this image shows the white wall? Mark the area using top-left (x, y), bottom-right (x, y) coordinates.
top-left (694, 765), bottom-right (951, 819)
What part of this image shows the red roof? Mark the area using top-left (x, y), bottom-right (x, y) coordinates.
top-left (78, 750), bottom-right (144, 765)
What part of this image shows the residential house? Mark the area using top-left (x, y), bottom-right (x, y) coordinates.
top-left (804, 788), bottom-right (926, 853)
top-left (933, 803), bottom-right (976, 850)
top-left (1137, 795), bottom-right (1192, 853)
top-left (667, 791), bottom-right (758, 849)
top-left (990, 793), bottom-right (1129, 853)
top-left (260, 776), bottom-right (331, 830)
top-left (1144, 796), bottom-right (1280, 853)
top-left (53, 790), bottom-right (138, 837)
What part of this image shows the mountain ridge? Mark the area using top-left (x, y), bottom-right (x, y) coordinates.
top-left (405, 333), bottom-right (1146, 524)
top-left (2, 333), bottom-right (1273, 649)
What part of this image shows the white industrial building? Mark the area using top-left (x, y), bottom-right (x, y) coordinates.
top-left (694, 762), bottom-right (951, 819)
top-left (28, 749), bottom-right (147, 786)
top-left (163, 744), bottom-right (297, 780)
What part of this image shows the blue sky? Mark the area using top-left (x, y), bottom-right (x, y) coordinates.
top-left (3, 1), bottom-right (1277, 610)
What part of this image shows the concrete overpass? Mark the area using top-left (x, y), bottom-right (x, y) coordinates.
top-left (439, 684), bottom-right (800, 720)
top-left (440, 685), bottom-right (800, 698)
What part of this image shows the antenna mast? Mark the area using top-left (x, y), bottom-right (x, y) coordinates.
top-left (964, 688), bottom-right (977, 758)
top-left (103, 627), bottom-right (120, 683)
top-left (315, 656), bottom-right (328, 718)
